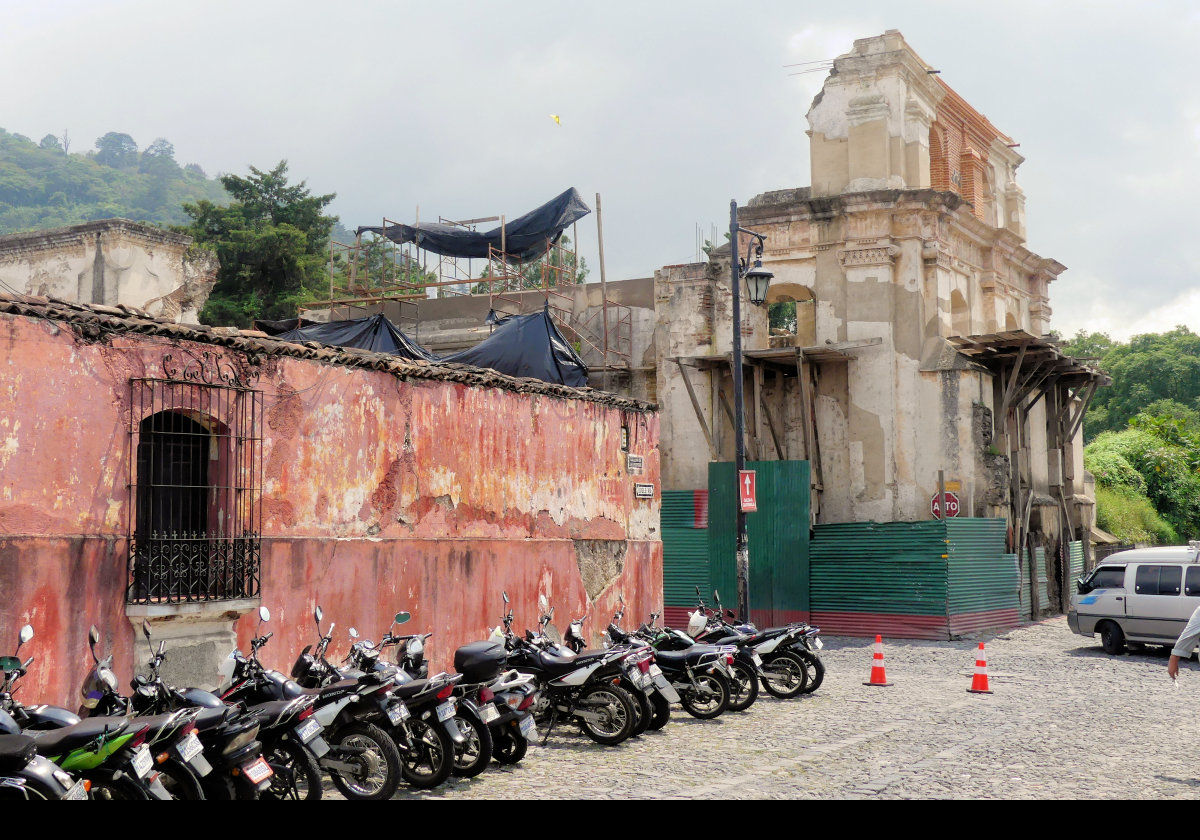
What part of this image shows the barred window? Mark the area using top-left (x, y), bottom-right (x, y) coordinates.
top-left (127, 362), bottom-right (262, 605)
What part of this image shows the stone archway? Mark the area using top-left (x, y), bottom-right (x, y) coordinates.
top-left (765, 281), bottom-right (817, 345)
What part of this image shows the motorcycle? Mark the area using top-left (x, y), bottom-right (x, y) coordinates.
top-left (131, 611), bottom-right (326, 801)
top-left (2, 624), bottom-right (172, 800)
top-left (618, 612), bottom-right (736, 720)
top-left (79, 624), bottom-right (271, 800)
top-left (221, 606), bottom-right (404, 800)
top-left (492, 592), bottom-right (639, 746)
top-left (700, 589), bottom-right (824, 698)
top-left (0, 732), bottom-right (89, 800)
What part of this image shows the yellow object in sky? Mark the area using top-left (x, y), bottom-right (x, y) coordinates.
top-left (550, 114), bottom-right (561, 126)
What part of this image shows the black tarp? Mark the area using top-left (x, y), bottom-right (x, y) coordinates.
top-left (356, 188), bottom-right (590, 264)
top-left (253, 317), bottom-right (318, 336)
top-left (274, 313), bottom-right (434, 362)
top-left (439, 306), bottom-right (588, 388)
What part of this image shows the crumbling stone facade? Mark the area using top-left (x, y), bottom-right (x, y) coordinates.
top-left (0, 218), bottom-right (217, 324)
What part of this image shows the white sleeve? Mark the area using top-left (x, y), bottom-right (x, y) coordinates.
top-left (1172, 604), bottom-right (1200, 657)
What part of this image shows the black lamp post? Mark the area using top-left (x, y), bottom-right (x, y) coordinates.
top-left (728, 200), bottom-right (773, 623)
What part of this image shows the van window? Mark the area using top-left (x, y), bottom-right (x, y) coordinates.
top-left (1186, 567), bottom-right (1200, 596)
top-left (1090, 567), bottom-right (1126, 589)
top-left (1136, 565), bottom-right (1183, 596)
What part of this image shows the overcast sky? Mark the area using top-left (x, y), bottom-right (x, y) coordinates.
top-left (4, 1), bottom-right (1197, 339)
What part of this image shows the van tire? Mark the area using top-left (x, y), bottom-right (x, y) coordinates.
top-left (1099, 621), bottom-right (1126, 655)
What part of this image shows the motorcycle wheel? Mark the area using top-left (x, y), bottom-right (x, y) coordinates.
top-left (680, 672), bottom-right (730, 719)
top-left (727, 662), bottom-right (760, 712)
top-left (798, 651), bottom-right (825, 694)
top-left (491, 722), bottom-right (528, 765)
top-left (451, 714), bottom-right (494, 779)
top-left (646, 691), bottom-right (671, 731)
top-left (576, 685), bottom-right (635, 745)
top-left (156, 757), bottom-right (205, 800)
top-left (85, 769), bottom-right (151, 800)
top-left (622, 681), bottom-right (651, 736)
top-left (329, 722), bottom-right (402, 801)
top-left (760, 652), bottom-right (809, 699)
top-left (262, 738), bottom-right (323, 801)
top-left (400, 717), bottom-right (453, 789)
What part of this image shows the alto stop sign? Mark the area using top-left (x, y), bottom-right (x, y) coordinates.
top-left (931, 491), bottom-right (960, 518)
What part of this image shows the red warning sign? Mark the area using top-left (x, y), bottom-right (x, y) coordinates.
top-left (739, 470), bottom-right (757, 513)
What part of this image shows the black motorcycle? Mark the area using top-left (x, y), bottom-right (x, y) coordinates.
top-left (79, 624), bottom-right (272, 800)
top-left (221, 606), bottom-right (404, 800)
top-left (494, 592), bottom-right (638, 746)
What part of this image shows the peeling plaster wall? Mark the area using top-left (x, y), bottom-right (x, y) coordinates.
top-left (0, 220), bottom-right (217, 324)
top-left (0, 311), bottom-right (661, 706)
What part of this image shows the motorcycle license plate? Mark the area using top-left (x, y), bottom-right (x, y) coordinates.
top-left (177, 732), bottom-right (203, 762)
top-left (813, 637), bottom-right (824, 650)
top-left (63, 779), bottom-right (89, 800)
top-left (131, 745), bottom-right (153, 778)
top-left (295, 717), bottom-right (322, 743)
top-left (481, 703), bottom-right (500, 723)
top-left (436, 701), bottom-right (456, 722)
top-left (648, 664), bottom-right (663, 677)
top-left (518, 715), bottom-right (537, 739)
top-left (751, 652), bottom-right (763, 667)
top-left (386, 702), bottom-right (410, 726)
top-left (242, 756), bottom-right (273, 785)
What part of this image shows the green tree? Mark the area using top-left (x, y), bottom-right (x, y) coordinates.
top-left (94, 132), bottom-right (138, 168)
top-left (186, 161), bottom-right (337, 327)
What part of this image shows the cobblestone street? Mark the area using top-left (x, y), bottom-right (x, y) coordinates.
top-left (386, 617), bottom-right (1200, 799)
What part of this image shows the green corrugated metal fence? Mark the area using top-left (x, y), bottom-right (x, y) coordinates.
top-left (661, 490), bottom-right (709, 611)
top-left (809, 518), bottom-right (1019, 639)
top-left (1068, 541), bottom-right (1085, 580)
top-left (708, 460), bottom-right (811, 625)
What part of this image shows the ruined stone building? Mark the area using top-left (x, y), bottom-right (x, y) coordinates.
top-left (372, 32), bottom-right (1104, 596)
top-left (0, 218), bottom-right (218, 323)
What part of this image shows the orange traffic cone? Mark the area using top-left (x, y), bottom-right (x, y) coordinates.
top-left (967, 642), bottom-right (993, 694)
top-left (863, 634), bottom-right (893, 687)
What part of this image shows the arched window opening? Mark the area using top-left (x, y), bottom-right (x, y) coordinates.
top-left (765, 282), bottom-right (817, 346)
top-left (128, 376), bottom-right (262, 605)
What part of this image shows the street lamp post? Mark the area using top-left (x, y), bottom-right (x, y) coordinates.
top-left (728, 199), bottom-right (773, 623)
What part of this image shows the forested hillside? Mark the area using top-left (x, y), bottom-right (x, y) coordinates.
top-left (1060, 328), bottom-right (1200, 544)
top-left (0, 128), bottom-right (228, 233)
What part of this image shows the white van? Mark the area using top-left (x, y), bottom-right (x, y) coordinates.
top-left (1069, 545), bottom-right (1200, 655)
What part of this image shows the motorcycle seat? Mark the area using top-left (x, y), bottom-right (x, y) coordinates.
top-left (193, 705), bottom-right (229, 731)
top-left (0, 734), bottom-right (36, 771)
top-left (535, 649), bottom-right (601, 674)
top-left (131, 710), bottom-right (197, 743)
top-left (390, 678), bottom-right (432, 699)
top-left (30, 716), bottom-right (129, 756)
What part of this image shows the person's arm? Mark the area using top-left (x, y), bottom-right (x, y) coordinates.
top-left (1169, 604), bottom-right (1200, 678)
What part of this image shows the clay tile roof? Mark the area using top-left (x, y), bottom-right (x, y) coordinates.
top-left (0, 291), bottom-right (655, 412)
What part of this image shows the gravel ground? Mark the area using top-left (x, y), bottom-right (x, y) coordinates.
top-left (348, 617), bottom-right (1200, 799)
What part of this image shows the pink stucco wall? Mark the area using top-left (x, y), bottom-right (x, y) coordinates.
top-left (0, 310), bottom-right (661, 706)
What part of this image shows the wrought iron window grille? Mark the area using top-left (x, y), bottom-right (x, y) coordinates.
top-left (126, 360), bottom-right (263, 605)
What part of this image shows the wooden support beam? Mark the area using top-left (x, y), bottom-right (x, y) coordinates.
top-left (753, 362), bottom-right (765, 455)
top-left (795, 348), bottom-right (823, 489)
top-left (673, 358), bottom-right (718, 460)
top-left (717, 388), bottom-right (759, 461)
top-left (998, 343), bottom-right (1028, 421)
top-left (759, 376), bottom-right (785, 460)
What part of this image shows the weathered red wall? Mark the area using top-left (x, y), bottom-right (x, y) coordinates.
top-left (0, 309), bottom-right (661, 706)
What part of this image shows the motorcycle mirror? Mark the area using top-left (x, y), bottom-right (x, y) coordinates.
top-left (314, 606), bottom-right (323, 625)
top-left (258, 606), bottom-right (270, 623)
top-left (141, 619), bottom-right (152, 640)
top-left (502, 591), bottom-right (509, 605)
top-left (88, 625), bottom-right (100, 662)
top-left (349, 627), bottom-right (359, 639)
top-left (17, 625), bottom-right (33, 649)
top-left (394, 612), bottom-right (411, 625)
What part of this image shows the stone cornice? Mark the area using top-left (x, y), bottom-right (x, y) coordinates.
top-left (0, 218), bottom-right (192, 257)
